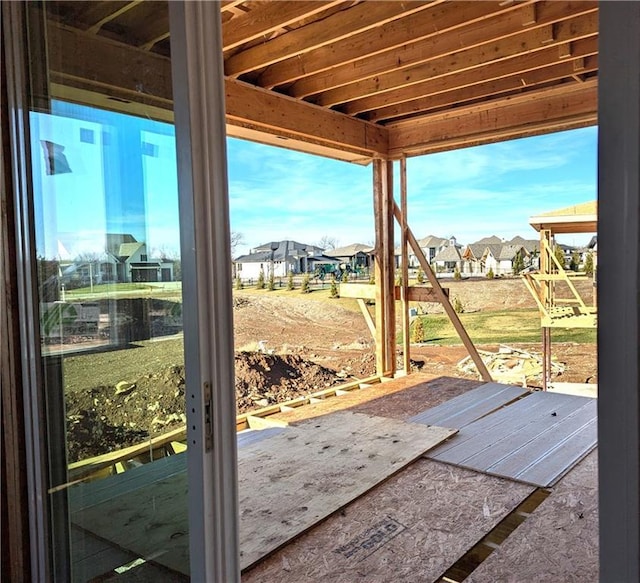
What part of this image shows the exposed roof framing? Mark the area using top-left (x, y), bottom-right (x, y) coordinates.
top-left (42, 1), bottom-right (599, 162)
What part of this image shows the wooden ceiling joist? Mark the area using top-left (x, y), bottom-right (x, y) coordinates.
top-left (313, 11), bottom-right (597, 107)
top-left (224, 1), bottom-right (435, 77)
top-left (388, 80), bottom-right (597, 157)
top-left (291, 1), bottom-right (596, 101)
top-left (350, 36), bottom-right (597, 118)
top-left (43, 1), bottom-right (599, 160)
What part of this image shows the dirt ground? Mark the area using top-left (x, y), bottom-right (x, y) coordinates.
top-left (65, 278), bottom-right (597, 461)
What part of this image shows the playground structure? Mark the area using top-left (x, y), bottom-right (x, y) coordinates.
top-left (522, 202), bottom-right (597, 389)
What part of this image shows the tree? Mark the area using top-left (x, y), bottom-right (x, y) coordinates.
top-left (570, 251), bottom-right (581, 272)
top-left (341, 270), bottom-right (349, 283)
top-left (230, 231), bottom-right (244, 257)
top-left (453, 266), bottom-right (461, 280)
top-left (513, 250), bottom-right (525, 275)
top-left (486, 268), bottom-right (495, 279)
top-left (267, 271), bottom-right (275, 291)
top-left (234, 277), bottom-right (243, 290)
top-left (287, 270), bottom-right (294, 290)
top-left (256, 268), bottom-right (265, 289)
top-left (553, 244), bottom-right (566, 269)
top-left (317, 235), bottom-right (338, 250)
top-left (584, 251), bottom-right (594, 277)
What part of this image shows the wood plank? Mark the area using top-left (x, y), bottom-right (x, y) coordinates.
top-left (388, 82), bottom-right (597, 157)
top-left (382, 160), bottom-right (396, 375)
top-left (366, 54), bottom-right (599, 122)
top-left (311, 11), bottom-right (597, 106)
top-left (71, 412), bottom-right (456, 574)
top-left (350, 35), bottom-right (597, 118)
top-left (340, 282), bottom-right (446, 302)
top-left (71, 525), bottom-right (137, 582)
top-left (409, 382), bottom-right (528, 428)
top-left (290, 2), bottom-right (597, 104)
top-left (467, 451), bottom-right (599, 583)
top-left (222, 1), bottom-right (343, 51)
top-left (243, 459), bottom-right (535, 583)
top-left (356, 298), bottom-right (376, 338)
top-left (399, 157), bottom-right (410, 374)
top-left (224, 1), bottom-right (433, 76)
top-left (259, 0), bottom-right (507, 88)
top-left (373, 160), bottom-right (386, 376)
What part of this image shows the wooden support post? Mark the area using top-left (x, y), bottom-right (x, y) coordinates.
top-left (400, 157), bottom-right (410, 374)
top-left (373, 159), bottom-right (387, 376)
top-left (393, 203), bottom-right (492, 382)
top-left (383, 160), bottom-right (396, 375)
top-left (540, 229), bottom-right (552, 390)
top-left (356, 298), bottom-right (376, 339)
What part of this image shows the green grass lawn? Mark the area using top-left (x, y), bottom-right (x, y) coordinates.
top-left (405, 309), bottom-right (596, 345)
top-left (66, 282), bottom-right (182, 301)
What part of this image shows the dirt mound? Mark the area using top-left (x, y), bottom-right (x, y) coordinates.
top-left (235, 352), bottom-right (340, 412)
top-left (65, 353), bottom-right (344, 462)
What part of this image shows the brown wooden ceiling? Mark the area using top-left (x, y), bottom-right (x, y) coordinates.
top-left (44, 1), bottom-right (598, 161)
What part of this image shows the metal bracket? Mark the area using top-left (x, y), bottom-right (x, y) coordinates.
top-left (203, 381), bottom-right (213, 452)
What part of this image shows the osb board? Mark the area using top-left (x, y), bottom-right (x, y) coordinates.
top-left (72, 411), bottom-right (455, 574)
top-left (428, 392), bottom-right (597, 487)
top-left (238, 412), bottom-right (456, 570)
top-left (468, 450), bottom-right (599, 583)
top-left (267, 374), bottom-right (482, 425)
top-left (242, 459), bottom-right (534, 583)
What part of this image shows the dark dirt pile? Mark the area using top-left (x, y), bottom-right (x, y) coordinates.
top-left (234, 351), bottom-right (341, 412)
top-left (65, 353), bottom-right (344, 462)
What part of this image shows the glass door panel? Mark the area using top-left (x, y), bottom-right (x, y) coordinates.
top-left (26, 3), bottom-right (192, 581)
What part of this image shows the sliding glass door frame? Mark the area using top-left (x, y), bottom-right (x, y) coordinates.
top-left (2, 1), bottom-right (240, 580)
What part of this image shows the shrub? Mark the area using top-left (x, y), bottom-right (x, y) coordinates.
top-left (329, 275), bottom-right (339, 298)
top-left (341, 270), bottom-right (349, 283)
top-left (300, 273), bottom-right (310, 294)
top-left (513, 250), bottom-right (525, 275)
top-left (368, 272), bottom-right (375, 285)
top-left (486, 268), bottom-right (495, 279)
top-left (234, 277), bottom-right (243, 290)
top-left (256, 268), bottom-right (265, 289)
top-left (584, 251), bottom-right (594, 277)
top-left (416, 268), bottom-right (425, 284)
top-left (411, 316), bottom-right (425, 343)
top-left (287, 270), bottom-right (294, 290)
top-left (267, 271), bottom-right (275, 291)
top-left (453, 267), bottom-right (461, 280)
top-left (452, 296), bottom-right (464, 313)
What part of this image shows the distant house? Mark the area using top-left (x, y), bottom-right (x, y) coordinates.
top-left (105, 234), bottom-right (174, 283)
top-left (432, 237), bottom-right (463, 273)
top-left (409, 234), bottom-right (448, 267)
top-left (326, 243), bottom-right (373, 271)
top-left (234, 240), bottom-right (326, 280)
top-left (461, 235), bottom-right (502, 275)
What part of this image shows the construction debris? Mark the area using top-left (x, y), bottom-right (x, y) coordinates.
top-left (457, 345), bottom-right (564, 386)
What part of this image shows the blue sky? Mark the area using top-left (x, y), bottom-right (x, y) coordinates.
top-left (228, 126), bottom-right (597, 256)
top-left (32, 102), bottom-right (596, 260)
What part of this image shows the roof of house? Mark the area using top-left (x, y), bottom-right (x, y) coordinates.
top-left (417, 235), bottom-right (448, 249)
top-left (235, 240), bottom-right (323, 263)
top-left (328, 243), bottom-right (373, 257)
top-left (106, 233), bottom-right (138, 256)
top-left (498, 244), bottom-right (527, 261)
top-left (433, 244), bottom-right (461, 263)
top-left (118, 242), bottom-right (145, 258)
top-left (482, 244), bottom-right (503, 260)
top-left (506, 236), bottom-right (539, 253)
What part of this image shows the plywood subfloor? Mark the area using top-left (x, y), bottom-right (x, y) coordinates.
top-left (426, 391), bottom-right (597, 487)
top-left (242, 459), bottom-right (535, 583)
top-left (468, 450), bottom-right (599, 583)
top-left (71, 411), bottom-right (455, 574)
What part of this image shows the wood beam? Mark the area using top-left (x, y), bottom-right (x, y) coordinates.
top-left (383, 160), bottom-right (396, 375)
top-left (349, 36), bottom-right (597, 117)
top-left (368, 55), bottom-right (598, 123)
top-left (388, 80), bottom-right (597, 157)
top-left (356, 299), bottom-right (376, 339)
top-left (340, 283), bottom-right (446, 302)
top-left (45, 22), bottom-right (387, 158)
top-left (259, 0), bottom-right (505, 89)
top-left (85, 1), bottom-right (142, 34)
top-left (393, 204), bottom-right (492, 382)
top-left (312, 11), bottom-right (597, 107)
top-left (373, 159), bottom-right (387, 377)
top-left (400, 157), bottom-right (410, 374)
top-left (222, 1), bottom-right (343, 52)
top-left (224, 1), bottom-right (434, 77)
